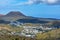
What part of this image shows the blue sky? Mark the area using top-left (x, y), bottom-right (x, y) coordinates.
top-left (0, 0), bottom-right (60, 19)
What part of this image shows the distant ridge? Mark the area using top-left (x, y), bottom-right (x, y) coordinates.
top-left (0, 11), bottom-right (60, 24)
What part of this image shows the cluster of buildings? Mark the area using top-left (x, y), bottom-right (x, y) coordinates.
top-left (20, 26), bottom-right (55, 38)
top-left (9, 21), bottom-right (56, 38)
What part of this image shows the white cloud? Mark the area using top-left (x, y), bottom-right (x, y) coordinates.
top-left (18, 0), bottom-right (60, 5)
top-left (0, 0), bottom-right (60, 7)
top-left (47, 0), bottom-right (57, 3)
top-left (42, 0), bottom-right (60, 5)
top-left (17, 0), bottom-right (36, 5)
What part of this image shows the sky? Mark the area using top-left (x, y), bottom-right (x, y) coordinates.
top-left (0, 0), bottom-right (60, 19)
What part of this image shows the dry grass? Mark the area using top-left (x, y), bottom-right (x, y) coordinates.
top-left (0, 24), bottom-right (23, 32)
top-left (36, 29), bottom-right (60, 40)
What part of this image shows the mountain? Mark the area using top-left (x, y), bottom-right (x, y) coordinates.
top-left (0, 11), bottom-right (60, 24)
top-left (0, 11), bottom-right (27, 21)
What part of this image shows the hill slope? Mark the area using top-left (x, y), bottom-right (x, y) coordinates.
top-left (0, 11), bottom-right (27, 21)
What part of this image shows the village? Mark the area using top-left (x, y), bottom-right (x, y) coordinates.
top-left (6, 21), bottom-right (56, 38)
